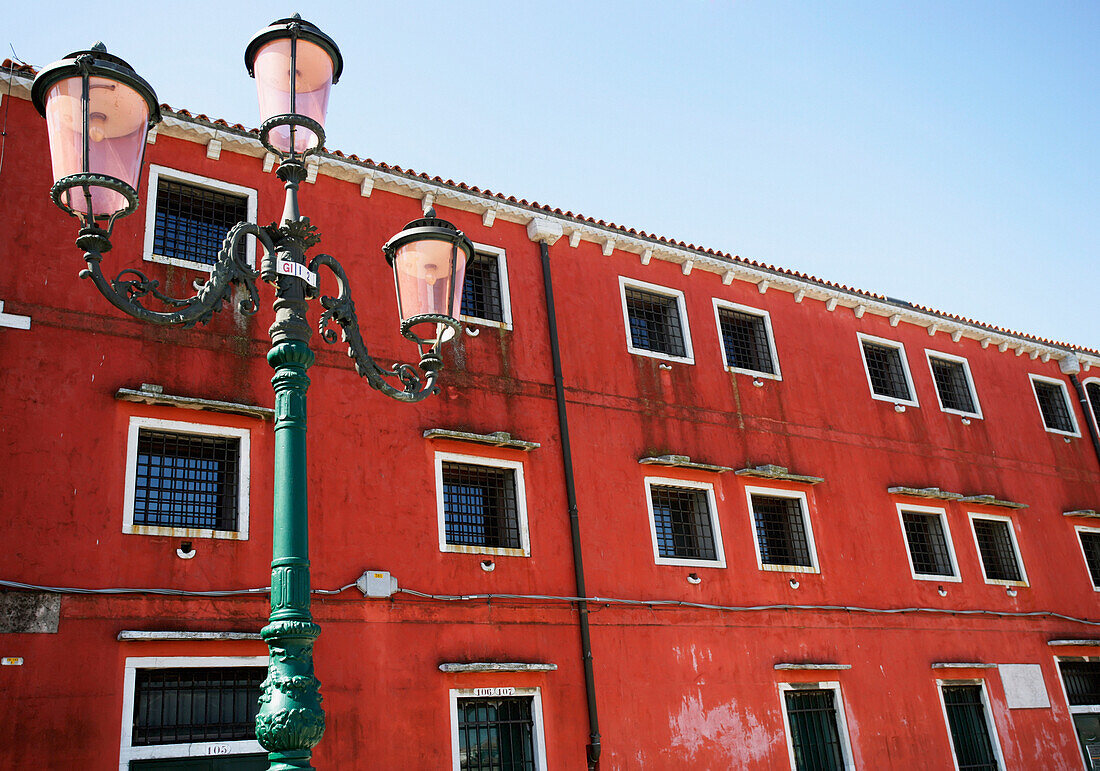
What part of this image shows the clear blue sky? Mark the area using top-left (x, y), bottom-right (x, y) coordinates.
top-left (9, 1), bottom-right (1098, 347)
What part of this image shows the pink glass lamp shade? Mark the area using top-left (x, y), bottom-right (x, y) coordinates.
top-left (245, 16), bottom-right (343, 157)
top-left (383, 210), bottom-right (473, 348)
top-left (31, 45), bottom-right (160, 223)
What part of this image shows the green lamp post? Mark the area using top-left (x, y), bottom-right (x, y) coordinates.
top-left (32, 16), bottom-right (474, 771)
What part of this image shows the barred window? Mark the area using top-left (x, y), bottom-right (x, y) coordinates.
top-left (133, 429), bottom-right (241, 532)
top-left (132, 667), bottom-right (263, 746)
top-left (751, 493), bottom-right (814, 568)
top-left (462, 251), bottom-right (505, 324)
top-left (1079, 531), bottom-right (1100, 587)
top-left (860, 338), bottom-right (914, 402)
top-left (457, 696), bottom-right (537, 771)
top-left (901, 510), bottom-right (956, 578)
top-left (717, 306), bottom-right (776, 375)
top-left (783, 688), bottom-right (848, 771)
top-left (154, 178), bottom-right (249, 267)
top-left (624, 286), bottom-right (688, 358)
top-left (1086, 381), bottom-right (1100, 433)
top-left (1032, 377), bottom-right (1076, 434)
top-left (649, 484), bottom-right (718, 562)
top-left (1059, 661), bottom-right (1100, 706)
top-left (929, 355), bottom-right (978, 415)
top-left (443, 462), bottom-right (522, 550)
top-left (941, 684), bottom-right (1001, 771)
top-left (971, 518), bottom-right (1023, 583)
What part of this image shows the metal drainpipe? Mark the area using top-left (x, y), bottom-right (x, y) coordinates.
top-left (1069, 374), bottom-right (1100, 470)
top-left (538, 238), bottom-right (602, 769)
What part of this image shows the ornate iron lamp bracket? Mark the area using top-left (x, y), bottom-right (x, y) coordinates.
top-left (76, 221), bottom-right (266, 327)
top-left (308, 253), bottom-right (442, 403)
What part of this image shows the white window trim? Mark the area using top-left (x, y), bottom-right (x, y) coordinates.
top-left (618, 276), bottom-right (695, 364)
top-left (1028, 373), bottom-right (1081, 437)
top-left (461, 242), bottom-right (512, 330)
top-left (435, 451), bottom-right (530, 558)
top-left (857, 332), bottom-right (919, 408)
top-left (1075, 525), bottom-right (1100, 592)
top-left (896, 503), bottom-right (962, 583)
top-left (711, 298), bottom-right (782, 380)
top-left (1082, 376), bottom-right (1100, 437)
top-left (123, 416), bottom-right (251, 541)
top-left (449, 686), bottom-right (548, 771)
top-left (967, 512), bottom-right (1028, 587)
top-left (925, 349), bottom-right (982, 419)
top-left (643, 477), bottom-right (726, 569)
top-left (777, 681), bottom-right (856, 771)
top-left (746, 486), bottom-right (819, 573)
top-left (143, 165), bottom-right (259, 272)
top-left (1054, 655), bottom-right (1100, 716)
top-left (936, 678), bottom-right (1007, 771)
top-left (119, 655), bottom-right (267, 771)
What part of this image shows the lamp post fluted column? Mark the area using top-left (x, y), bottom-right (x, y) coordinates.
top-left (255, 160), bottom-right (325, 769)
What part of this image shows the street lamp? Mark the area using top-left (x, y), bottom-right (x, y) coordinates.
top-left (31, 15), bottom-right (473, 771)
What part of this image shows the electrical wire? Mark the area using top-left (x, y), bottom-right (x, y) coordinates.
top-left (397, 588), bottom-right (1100, 626)
top-left (3, 575), bottom-right (1098, 627)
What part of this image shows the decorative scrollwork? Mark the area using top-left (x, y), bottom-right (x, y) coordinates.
top-left (307, 253), bottom-right (442, 403)
top-left (78, 221), bottom-right (269, 327)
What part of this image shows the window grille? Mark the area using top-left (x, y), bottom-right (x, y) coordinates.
top-left (457, 696), bottom-right (536, 771)
top-left (784, 688), bottom-right (845, 771)
top-left (443, 462), bottom-right (521, 549)
top-left (133, 430), bottom-right (240, 532)
top-left (1060, 662), bottom-right (1100, 706)
top-left (752, 494), bottom-right (813, 568)
top-left (930, 356), bottom-right (976, 414)
top-left (902, 511), bottom-right (955, 577)
top-left (972, 519), bottom-right (1022, 582)
top-left (942, 685), bottom-right (999, 771)
top-left (650, 485), bottom-right (717, 561)
top-left (861, 341), bottom-right (912, 401)
top-left (1080, 532), bottom-right (1100, 587)
top-left (132, 667), bottom-right (263, 746)
top-left (462, 251), bottom-right (504, 323)
top-left (1033, 379), bottom-right (1075, 433)
top-left (154, 179), bottom-right (249, 267)
top-left (625, 287), bottom-right (687, 357)
top-left (1086, 382), bottom-right (1100, 432)
top-left (718, 307), bottom-right (775, 375)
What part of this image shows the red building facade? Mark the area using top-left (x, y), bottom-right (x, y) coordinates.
top-left (3, 59), bottom-right (1100, 770)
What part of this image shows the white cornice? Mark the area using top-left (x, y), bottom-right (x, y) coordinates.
top-left (2, 66), bottom-right (1095, 367)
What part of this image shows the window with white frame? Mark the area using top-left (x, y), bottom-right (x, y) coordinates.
top-left (779, 682), bottom-right (855, 771)
top-left (969, 514), bottom-right (1027, 586)
top-left (1076, 527), bottom-right (1100, 590)
top-left (897, 504), bottom-right (960, 581)
top-left (123, 416), bottom-right (251, 540)
top-left (747, 487), bottom-right (818, 572)
top-left (858, 333), bottom-right (918, 406)
top-left (938, 680), bottom-right (1005, 771)
top-left (120, 656), bottom-right (267, 770)
top-left (144, 165), bottom-right (258, 271)
top-left (450, 687), bottom-right (547, 771)
top-left (618, 277), bottom-right (694, 363)
top-left (713, 299), bottom-right (781, 379)
top-left (644, 478), bottom-right (725, 568)
top-left (1056, 659), bottom-right (1100, 770)
top-left (1084, 379), bottom-right (1100, 435)
top-left (926, 351), bottom-right (981, 418)
top-left (1029, 374), bottom-right (1079, 436)
top-left (461, 243), bottom-right (512, 329)
top-left (436, 452), bottom-right (529, 557)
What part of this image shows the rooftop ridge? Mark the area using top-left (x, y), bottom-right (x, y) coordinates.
top-left (1, 61), bottom-right (1094, 357)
